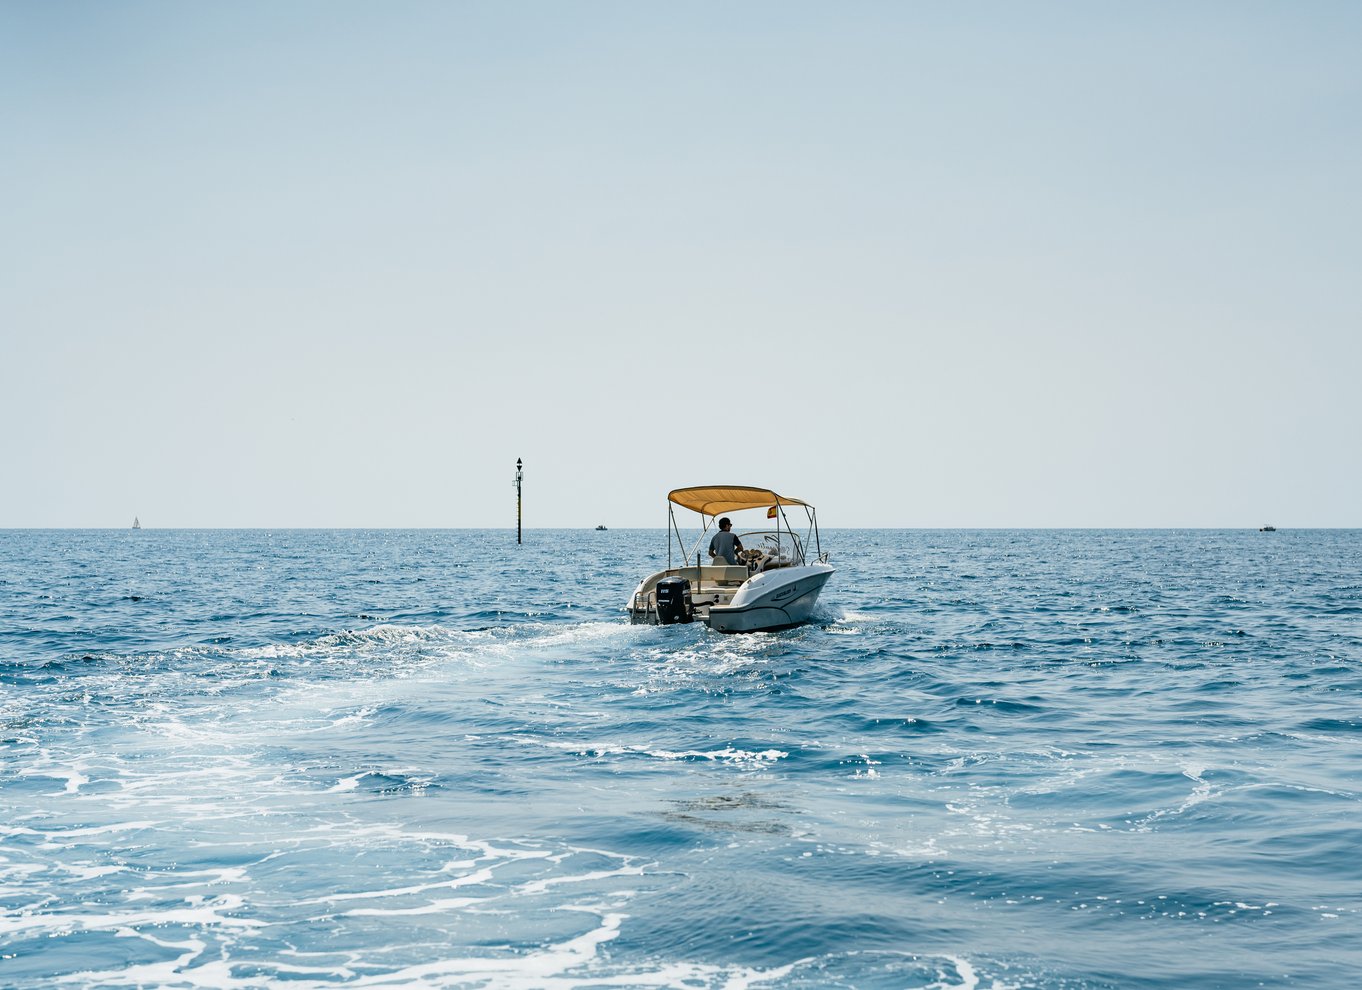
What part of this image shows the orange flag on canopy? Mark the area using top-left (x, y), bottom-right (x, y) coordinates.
top-left (767, 506), bottom-right (778, 518)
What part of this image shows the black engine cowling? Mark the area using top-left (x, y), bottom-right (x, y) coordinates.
top-left (654, 576), bottom-right (694, 624)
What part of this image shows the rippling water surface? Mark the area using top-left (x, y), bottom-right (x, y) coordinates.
top-left (2, 528), bottom-right (1360, 988)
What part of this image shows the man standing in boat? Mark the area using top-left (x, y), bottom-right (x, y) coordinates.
top-left (708, 518), bottom-right (745, 565)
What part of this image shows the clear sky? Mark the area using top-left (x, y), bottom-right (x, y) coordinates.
top-left (3, 2), bottom-right (1359, 528)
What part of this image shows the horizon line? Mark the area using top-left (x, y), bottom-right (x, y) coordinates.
top-left (1, 525), bottom-right (1351, 532)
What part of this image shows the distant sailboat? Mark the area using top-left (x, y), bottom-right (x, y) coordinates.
top-left (132, 517), bottom-right (141, 530)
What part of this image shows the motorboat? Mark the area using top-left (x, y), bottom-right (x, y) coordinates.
top-left (627, 485), bottom-right (834, 633)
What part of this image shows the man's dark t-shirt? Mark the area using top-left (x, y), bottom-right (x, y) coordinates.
top-left (709, 530), bottom-right (741, 565)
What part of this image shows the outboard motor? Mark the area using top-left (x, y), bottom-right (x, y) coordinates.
top-left (654, 576), bottom-right (694, 624)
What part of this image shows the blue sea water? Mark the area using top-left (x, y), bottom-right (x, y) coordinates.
top-left (2, 528), bottom-right (1360, 989)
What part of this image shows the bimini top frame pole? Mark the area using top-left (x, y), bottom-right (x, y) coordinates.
top-left (771, 503), bottom-right (821, 565)
top-left (668, 502), bottom-right (702, 570)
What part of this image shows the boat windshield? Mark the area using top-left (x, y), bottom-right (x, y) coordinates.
top-left (736, 530), bottom-right (805, 566)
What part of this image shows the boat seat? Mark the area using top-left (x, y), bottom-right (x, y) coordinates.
top-left (703, 565), bottom-right (750, 585)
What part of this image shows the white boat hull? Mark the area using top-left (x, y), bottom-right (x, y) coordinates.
top-left (706, 564), bottom-right (834, 633)
top-left (628, 563), bottom-right (834, 634)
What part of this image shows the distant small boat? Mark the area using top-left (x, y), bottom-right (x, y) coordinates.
top-left (132, 517), bottom-right (141, 530)
top-left (595, 524), bottom-right (608, 531)
top-left (1259, 524), bottom-right (1276, 532)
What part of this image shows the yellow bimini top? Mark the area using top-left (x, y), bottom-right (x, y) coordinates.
top-left (667, 486), bottom-right (810, 517)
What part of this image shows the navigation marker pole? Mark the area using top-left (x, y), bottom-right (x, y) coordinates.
top-left (514, 458), bottom-right (523, 545)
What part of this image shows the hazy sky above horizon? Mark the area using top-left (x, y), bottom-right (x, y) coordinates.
top-left (3, 2), bottom-right (1359, 528)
